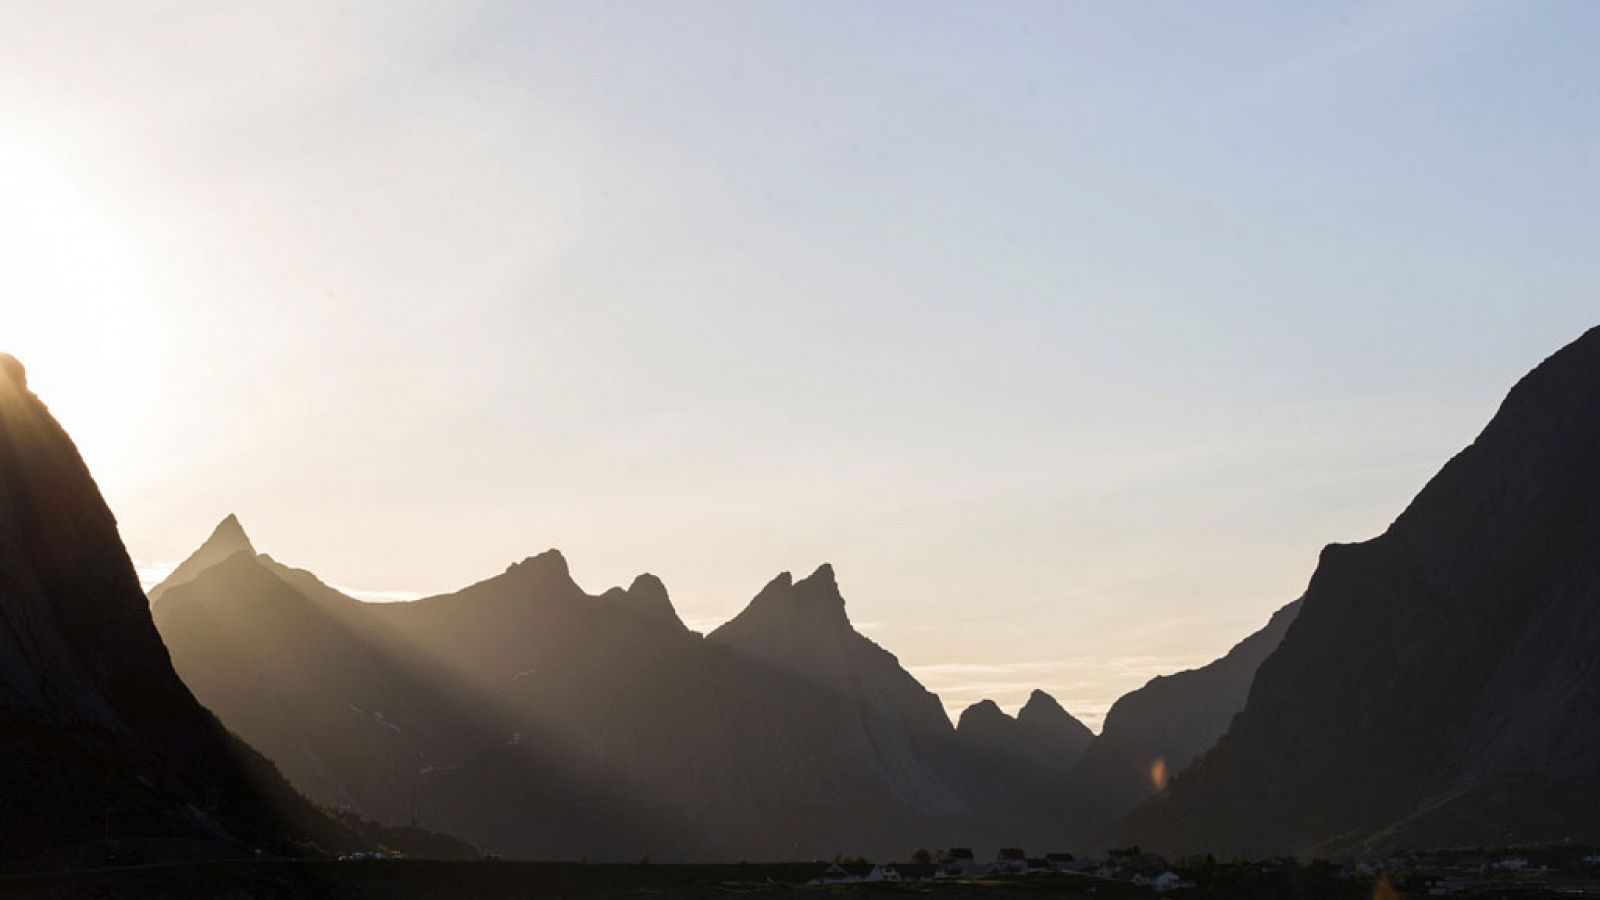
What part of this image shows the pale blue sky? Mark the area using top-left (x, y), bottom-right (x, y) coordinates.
top-left (2, 1), bottom-right (1596, 726)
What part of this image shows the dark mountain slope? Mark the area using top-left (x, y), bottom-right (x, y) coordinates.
top-left (1114, 324), bottom-right (1600, 857)
top-left (708, 565), bottom-right (968, 818)
top-left (947, 691), bottom-right (1095, 849)
top-left (0, 354), bottom-right (391, 864)
top-left (1015, 690), bottom-right (1096, 766)
top-left (1069, 598), bottom-right (1300, 833)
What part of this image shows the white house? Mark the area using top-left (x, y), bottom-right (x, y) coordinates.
top-left (1152, 871), bottom-right (1190, 892)
top-left (814, 864), bottom-right (856, 884)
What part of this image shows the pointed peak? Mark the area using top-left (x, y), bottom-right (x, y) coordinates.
top-left (0, 354), bottom-right (26, 389)
top-left (709, 564), bottom-right (858, 645)
top-left (746, 563), bottom-right (848, 618)
top-left (499, 549), bottom-right (583, 599)
top-left (208, 514), bottom-right (252, 550)
top-left (1015, 689), bottom-right (1095, 749)
top-left (801, 565), bottom-right (847, 622)
top-left (800, 563), bottom-right (836, 588)
top-left (628, 572), bottom-right (668, 601)
top-left (756, 570), bottom-right (794, 596)
top-left (147, 515), bottom-right (258, 603)
top-left (511, 548), bottom-right (569, 577)
top-left (1019, 689), bottom-right (1064, 718)
top-left (956, 698), bottom-right (1012, 732)
top-left (617, 572), bottom-right (686, 628)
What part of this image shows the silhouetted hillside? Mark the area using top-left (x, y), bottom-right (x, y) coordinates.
top-left (1114, 325), bottom-right (1600, 857)
top-left (1069, 599), bottom-right (1299, 834)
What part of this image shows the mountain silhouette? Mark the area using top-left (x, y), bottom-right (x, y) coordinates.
top-left (1113, 325), bottom-right (1600, 857)
top-left (0, 354), bottom-right (463, 865)
top-left (1068, 598), bottom-right (1300, 834)
top-left (146, 513), bottom-right (254, 604)
top-left (154, 530), bottom-right (1113, 859)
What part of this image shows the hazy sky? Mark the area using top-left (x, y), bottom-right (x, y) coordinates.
top-left (3, 1), bottom-right (1596, 728)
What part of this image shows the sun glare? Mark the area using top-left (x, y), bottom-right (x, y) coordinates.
top-left (1, 138), bottom-right (156, 469)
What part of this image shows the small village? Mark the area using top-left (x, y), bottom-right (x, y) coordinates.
top-left (810, 847), bottom-right (1189, 892)
top-left (799, 844), bottom-right (1600, 898)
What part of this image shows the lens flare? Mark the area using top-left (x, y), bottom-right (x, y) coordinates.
top-left (1150, 757), bottom-right (1168, 791)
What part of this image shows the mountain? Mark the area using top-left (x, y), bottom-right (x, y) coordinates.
top-left (707, 565), bottom-right (968, 818)
top-left (956, 693), bottom-right (1093, 785)
top-left (1014, 690), bottom-right (1096, 766)
top-left (156, 545), bottom-right (704, 860)
top-left (1068, 598), bottom-right (1300, 834)
top-left (1114, 325), bottom-right (1600, 858)
top-left (154, 529), bottom-right (1105, 860)
top-left (146, 513), bottom-right (254, 604)
top-left (0, 353), bottom-right (446, 866)
top-left (948, 691), bottom-right (1095, 849)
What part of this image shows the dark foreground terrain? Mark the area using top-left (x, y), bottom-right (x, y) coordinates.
top-left (0, 863), bottom-right (1134, 900)
top-left (11, 851), bottom-right (1600, 899)
top-left (0, 859), bottom-right (1382, 900)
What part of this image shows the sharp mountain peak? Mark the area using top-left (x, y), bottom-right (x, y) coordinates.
top-left (147, 513), bottom-right (259, 603)
top-left (957, 698), bottom-right (1011, 731)
top-left (1018, 689), bottom-right (1064, 721)
top-left (206, 513), bottom-right (255, 554)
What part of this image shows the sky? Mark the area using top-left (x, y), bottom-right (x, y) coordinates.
top-left (2, 1), bottom-right (1597, 729)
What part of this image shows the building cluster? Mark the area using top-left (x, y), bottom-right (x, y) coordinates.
top-left (811, 846), bottom-right (1192, 892)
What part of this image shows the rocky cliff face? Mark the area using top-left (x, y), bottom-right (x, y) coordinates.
top-left (1114, 325), bottom-right (1600, 857)
top-left (0, 354), bottom-right (390, 863)
top-left (1069, 598), bottom-right (1300, 834)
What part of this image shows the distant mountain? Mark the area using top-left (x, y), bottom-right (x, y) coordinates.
top-left (146, 513), bottom-right (254, 604)
top-left (948, 691), bottom-right (1096, 849)
top-left (956, 693), bottom-right (1093, 786)
top-left (154, 529), bottom-right (1104, 860)
top-left (0, 354), bottom-right (460, 866)
top-left (708, 565), bottom-right (968, 818)
top-left (1114, 325), bottom-right (1600, 857)
top-left (1069, 598), bottom-right (1300, 834)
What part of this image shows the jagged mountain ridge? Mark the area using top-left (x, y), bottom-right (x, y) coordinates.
top-left (1114, 324), bottom-right (1600, 857)
top-left (154, 529), bottom-right (1102, 860)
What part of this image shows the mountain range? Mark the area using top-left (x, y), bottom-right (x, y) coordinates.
top-left (153, 527), bottom-right (1124, 859)
top-left (18, 322), bottom-right (1597, 867)
top-left (147, 500), bottom-right (1309, 860)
